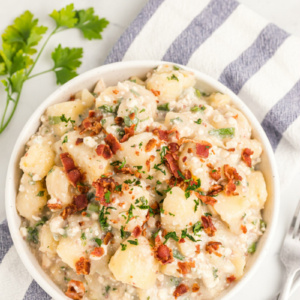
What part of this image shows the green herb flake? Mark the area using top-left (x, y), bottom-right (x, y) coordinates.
top-left (163, 232), bottom-right (179, 244)
top-left (173, 249), bottom-right (185, 261)
top-left (209, 127), bottom-right (235, 138)
top-left (62, 135), bottom-right (68, 144)
top-left (36, 191), bottom-right (45, 197)
top-left (157, 103), bottom-right (170, 111)
top-left (248, 242), bottom-right (257, 254)
top-left (94, 238), bottom-right (102, 246)
top-left (168, 74), bottom-right (179, 81)
top-left (127, 239), bottom-right (138, 245)
top-left (194, 118), bottom-right (202, 124)
top-left (120, 243), bottom-right (127, 251)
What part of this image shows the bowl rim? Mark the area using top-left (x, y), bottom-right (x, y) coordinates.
top-left (5, 60), bottom-right (280, 300)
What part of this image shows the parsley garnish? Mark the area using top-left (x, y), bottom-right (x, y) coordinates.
top-left (36, 191), bottom-right (44, 197)
top-left (121, 243), bottom-right (127, 251)
top-left (94, 238), bottom-right (102, 246)
top-left (194, 118), bottom-right (202, 124)
top-left (167, 74), bottom-right (179, 81)
top-left (99, 105), bottom-right (114, 113)
top-left (153, 163), bottom-right (166, 175)
top-left (126, 204), bottom-right (135, 224)
top-left (62, 135), bottom-right (68, 144)
top-left (27, 216), bottom-right (48, 244)
top-left (209, 127), bottom-right (235, 138)
top-left (173, 249), bottom-right (185, 260)
top-left (248, 242), bottom-right (257, 254)
top-left (128, 239), bottom-right (138, 245)
top-left (163, 232), bottom-right (179, 244)
top-left (157, 103), bottom-right (170, 111)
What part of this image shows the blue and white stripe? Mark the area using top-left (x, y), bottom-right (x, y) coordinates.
top-left (2, 0), bottom-right (300, 298)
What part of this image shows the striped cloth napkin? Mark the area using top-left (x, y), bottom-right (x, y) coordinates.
top-left (1, 0), bottom-right (300, 299)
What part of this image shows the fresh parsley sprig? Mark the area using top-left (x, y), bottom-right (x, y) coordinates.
top-left (0, 4), bottom-right (109, 133)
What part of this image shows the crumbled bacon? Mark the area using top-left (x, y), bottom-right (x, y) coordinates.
top-left (164, 153), bottom-right (180, 178)
top-left (132, 225), bottom-right (142, 238)
top-left (47, 202), bottom-right (62, 210)
top-left (209, 167), bottom-right (221, 181)
top-left (65, 280), bottom-right (85, 300)
top-left (154, 244), bottom-right (174, 265)
top-left (60, 153), bottom-right (82, 187)
top-left (60, 203), bottom-right (77, 220)
top-left (112, 89), bottom-right (119, 94)
top-left (207, 184), bottom-right (223, 196)
top-left (77, 184), bottom-right (90, 194)
top-left (241, 225), bottom-right (247, 234)
top-left (78, 111), bottom-right (102, 136)
top-left (104, 133), bottom-right (121, 154)
top-left (75, 257), bottom-right (90, 275)
top-left (90, 247), bottom-right (104, 257)
top-left (75, 138), bottom-right (83, 145)
top-left (145, 138), bottom-right (157, 152)
top-left (192, 283), bottom-right (200, 292)
top-left (168, 142), bottom-right (180, 153)
top-left (120, 124), bottom-right (135, 143)
top-left (205, 241), bottom-right (222, 256)
top-left (195, 244), bottom-right (201, 254)
top-left (151, 89), bottom-right (160, 96)
top-left (241, 148), bottom-right (254, 167)
top-left (92, 177), bottom-right (117, 206)
top-left (153, 128), bottom-right (179, 142)
top-left (173, 284), bottom-right (189, 299)
top-left (195, 141), bottom-right (212, 158)
top-left (73, 194), bottom-right (88, 211)
top-left (114, 116), bottom-right (124, 126)
top-left (226, 275), bottom-right (236, 283)
top-left (182, 156), bottom-right (187, 163)
top-left (103, 232), bottom-right (114, 245)
top-left (196, 193), bottom-right (217, 206)
top-left (201, 215), bottom-right (217, 237)
top-left (95, 144), bottom-right (113, 159)
top-left (223, 164), bottom-right (242, 196)
top-left (177, 261), bottom-right (195, 275)
top-left (145, 155), bottom-right (155, 172)
top-left (129, 112), bottom-right (135, 120)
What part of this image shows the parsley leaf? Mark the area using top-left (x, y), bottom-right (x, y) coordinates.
top-left (209, 127), bottom-right (235, 138)
top-left (51, 44), bottom-right (83, 84)
top-left (163, 232), bottom-right (179, 244)
top-left (49, 4), bottom-right (78, 28)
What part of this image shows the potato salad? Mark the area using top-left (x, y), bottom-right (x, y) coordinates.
top-left (17, 65), bottom-right (267, 300)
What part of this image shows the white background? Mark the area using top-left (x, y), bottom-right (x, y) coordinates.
top-left (0, 0), bottom-right (300, 299)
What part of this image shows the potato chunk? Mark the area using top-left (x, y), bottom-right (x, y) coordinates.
top-left (20, 137), bottom-right (55, 179)
top-left (46, 166), bottom-right (72, 208)
top-left (161, 187), bottom-right (202, 232)
top-left (109, 237), bottom-right (159, 289)
top-left (16, 174), bottom-right (47, 222)
top-left (39, 225), bottom-right (58, 254)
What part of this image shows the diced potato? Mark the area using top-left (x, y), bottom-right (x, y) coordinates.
top-left (46, 100), bottom-right (87, 136)
top-left (39, 225), bottom-right (58, 254)
top-left (62, 131), bottom-right (111, 184)
top-left (247, 171), bottom-right (267, 210)
top-left (208, 93), bottom-right (231, 108)
top-left (20, 137), bottom-right (55, 179)
top-left (94, 78), bottom-right (106, 94)
top-left (146, 65), bottom-right (195, 102)
top-left (16, 174), bottom-right (47, 222)
top-left (160, 261), bottom-right (181, 278)
top-left (46, 166), bottom-right (72, 208)
top-left (75, 88), bottom-right (95, 108)
top-left (230, 252), bottom-right (246, 279)
top-left (56, 236), bottom-right (88, 270)
top-left (95, 86), bottom-right (121, 112)
top-left (109, 236), bottom-right (159, 289)
top-left (161, 187), bottom-right (202, 232)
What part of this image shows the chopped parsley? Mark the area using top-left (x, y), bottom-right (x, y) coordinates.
top-left (88, 203), bottom-right (99, 212)
top-left (260, 219), bottom-right (267, 232)
top-left (194, 118), bottom-right (202, 124)
top-left (173, 65), bottom-right (180, 70)
top-left (135, 196), bottom-right (149, 210)
top-left (195, 88), bottom-right (202, 98)
top-left (181, 229), bottom-right (200, 242)
top-left (191, 106), bottom-right (201, 112)
top-left (104, 191), bottom-right (111, 203)
top-left (167, 74), bottom-right (179, 81)
top-left (99, 105), bottom-right (114, 113)
top-left (110, 158), bottom-right (126, 169)
top-left (81, 232), bottom-right (86, 240)
top-left (170, 117), bottom-right (183, 124)
top-left (173, 249), bottom-right (185, 261)
top-left (192, 222), bottom-right (203, 235)
top-left (27, 216), bottom-right (48, 244)
top-left (157, 103), bottom-right (170, 111)
top-left (213, 268), bottom-right (218, 279)
top-left (126, 204), bottom-right (135, 224)
top-left (128, 239), bottom-right (138, 245)
top-left (120, 243), bottom-right (127, 251)
top-left (94, 238), bottom-right (102, 246)
top-left (147, 175), bottom-right (154, 180)
top-left (248, 242), bottom-right (257, 254)
top-left (163, 232), bottom-right (179, 244)
top-left (62, 135), bottom-right (68, 144)
top-left (153, 163), bottom-right (166, 175)
top-left (209, 127), bottom-right (235, 138)
top-left (36, 191), bottom-right (45, 197)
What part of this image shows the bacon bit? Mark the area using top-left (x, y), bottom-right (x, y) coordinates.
top-left (145, 155), bottom-right (155, 172)
top-left (75, 138), bottom-right (83, 145)
top-left (155, 221), bottom-right (161, 228)
top-left (69, 95), bottom-right (76, 101)
top-left (207, 184), bottom-right (223, 196)
top-left (192, 283), bottom-right (200, 292)
top-left (79, 221), bottom-right (84, 226)
top-left (164, 153), bottom-right (180, 178)
top-left (60, 203), bottom-right (77, 220)
top-left (112, 89), bottom-right (119, 94)
top-left (47, 202), bottom-right (62, 210)
top-left (95, 144), bottom-right (113, 159)
top-left (114, 116), bottom-right (124, 125)
top-left (75, 257), bottom-right (90, 275)
top-left (161, 229), bottom-right (167, 238)
top-left (129, 112), bottom-right (135, 120)
top-left (205, 241), bottom-right (222, 255)
top-left (201, 215), bottom-right (217, 237)
top-left (178, 238), bottom-right (185, 244)
top-left (77, 184), bottom-right (90, 194)
top-left (90, 247), bottom-right (105, 257)
top-left (73, 194), bottom-right (88, 211)
top-left (168, 142), bottom-right (180, 153)
top-left (103, 232), bottom-right (114, 245)
top-left (153, 128), bottom-right (169, 141)
top-left (151, 89), bottom-right (160, 96)
top-left (120, 124), bottom-right (136, 143)
top-left (173, 284), bottom-right (189, 299)
top-left (196, 193), bottom-right (217, 206)
top-left (92, 177), bottom-right (117, 206)
top-left (195, 141), bottom-right (212, 158)
top-left (182, 156), bottom-right (187, 163)
top-left (195, 244), bottom-right (200, 254)
top-left (132, 226), bottom-right (142, 238)
top-left (187, 148), bottom-right (193, 154)
top-left (224, 164), bottom-right (242, 196)
top-left (233, 114), bottom-right (238, 119)
top-left (177, 261), bottom-right (195, 275)
top-left (60, 153), bottom-right (82, 187)
top-left (241, 225), bottom-right (247, 234)
top-left (154, 244), bottom-right (174, 265)
top-left (155, 235), bottom-right (161, 245)
top-left (81, 211), bottom-right (87, 216)
top-left (242, 148), bottom-right (254, 167)
top-left (104, 133), bottom-right (122, 154)
top-left (145, 138), bottom-right (157, 152)
top-left (227, 148), bottom-right (235, 152)
top-left (209, 167), bottom-right (221, 181)
top-left (226, 275), bottom-right (236, 283)
top-left (65, 280), bottom-right (85, 300)
top-left (78, 111), bottom-right (102, 136)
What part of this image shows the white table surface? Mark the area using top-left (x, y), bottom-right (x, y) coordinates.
top-left (1, 0), bottom-right (300, 299)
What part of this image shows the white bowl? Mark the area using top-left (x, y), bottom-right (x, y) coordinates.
top-left (5, 60), bottom-right (280, 300)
